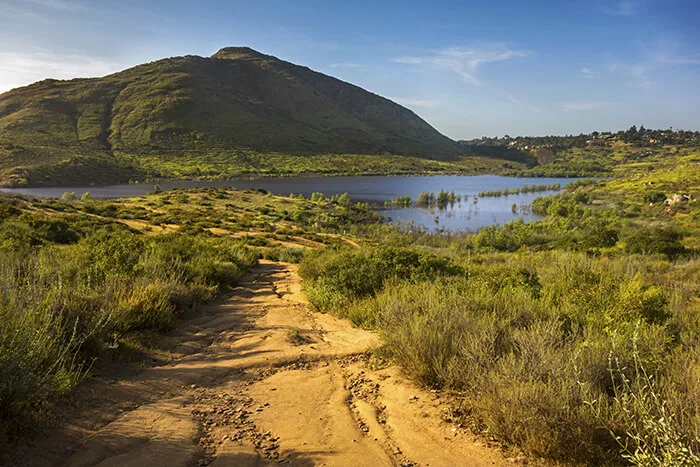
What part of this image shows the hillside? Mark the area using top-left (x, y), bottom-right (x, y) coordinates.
top-left (461, 127), bottom-right (700, 176)
top-left (0, 47), bottom-right (462, 186)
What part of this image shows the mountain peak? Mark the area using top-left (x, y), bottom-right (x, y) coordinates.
top-left (0, 47), bottom-right (460, 186)
top-left (211, 47), bottom-right (272, 61)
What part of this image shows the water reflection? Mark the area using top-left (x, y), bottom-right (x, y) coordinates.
top-left (0, 175), bottom-right (586, 232)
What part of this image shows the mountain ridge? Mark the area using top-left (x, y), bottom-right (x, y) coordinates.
top-left (0, 47), bottom-right (463, 186)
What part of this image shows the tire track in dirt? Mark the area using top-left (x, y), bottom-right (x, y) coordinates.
top-left (11, 261), bottom-right (517, 467)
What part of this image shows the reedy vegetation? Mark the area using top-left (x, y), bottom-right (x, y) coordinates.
top-left (1, 143), bottom-right (699, 465)
top-left (478, 183), bottom-right (561, 197)
top-left (0, 224), bottom-right (258, 441)
top-left (301, 247), bottom-right (700, 464)
top-left (300, 150), bottom-right (700, 465)
top-left (0, 187), bottom-right (375, 446)
top-left (416, 189), bottom-right (461, 209)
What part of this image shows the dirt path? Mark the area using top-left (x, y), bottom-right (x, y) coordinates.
top-left (13, 261), bottom-right (515, 467)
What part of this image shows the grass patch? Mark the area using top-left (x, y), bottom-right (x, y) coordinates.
top-left (301, 248), bottom-right (699, 464)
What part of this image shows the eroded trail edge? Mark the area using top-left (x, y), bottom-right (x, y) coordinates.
top-left (18, 261), bottom-right (514, 467)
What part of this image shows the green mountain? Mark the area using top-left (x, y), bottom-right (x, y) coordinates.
top-left (0, 47), bottom-right (462, 186)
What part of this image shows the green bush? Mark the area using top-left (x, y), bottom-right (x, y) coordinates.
top-left (299, 246), bottom-right (462, 312)
top-left (0, 229), bottom-right (258, 443)
top-left (301, 247), bottom-right (697, 464)
top-left (579, 225), bottom-right (620, 249)
top-left (643, 191), bottom-right (667, 204)
top-left (0, 214), bottom-right (81, 247)
top-left (0, 202), bottom-right (21, 220)
top-left (600, 338), bottom-right (700, 466)
top-left (112, 279), bottom-right (178, 333)
top-left (472, 220), bottom-right (550, 252)
top-left (262, 246), bottom-right (306, 263)
top-left (624, 228), bottom-right (686, 259)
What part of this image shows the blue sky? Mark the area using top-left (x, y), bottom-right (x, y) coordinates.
top-left (1, 0), bottom-right (699, 139)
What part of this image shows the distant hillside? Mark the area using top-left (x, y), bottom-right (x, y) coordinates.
top-left (0, 47), bottom-right (462, 186)
top-left (460, 127), bottom-right (700, 177)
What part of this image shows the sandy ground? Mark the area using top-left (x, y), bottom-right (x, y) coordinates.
top-left (11, 261), bottom-right (517, 467)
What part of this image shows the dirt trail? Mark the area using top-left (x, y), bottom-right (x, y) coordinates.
top-left (14, 261), bottom-right (515, 467)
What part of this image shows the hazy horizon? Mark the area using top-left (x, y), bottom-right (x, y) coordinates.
top-left (1, 0), bottom-right (698, 139)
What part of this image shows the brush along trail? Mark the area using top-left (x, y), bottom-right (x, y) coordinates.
top-left (15, 261), bottom-right (516, 467)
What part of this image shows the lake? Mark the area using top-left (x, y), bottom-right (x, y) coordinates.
top-left (0, 175), bottom-right (584, 232)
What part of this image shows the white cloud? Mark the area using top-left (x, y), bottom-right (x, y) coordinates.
top-left (603, 1), bottom-right (640, 16)
top-left (0, 50), bottom-right (124, 93)
top-left (561, 101), bottom-right (613, 111)
top-left (601, 61), bottom-right (655, 88)
top-left (630, 64), bottom-right (654, 88)
top-left (605, 39), bottom-right (700, 89)
top-left (581, 67), bottom-right (598, 78)
top-left (387, 97), bottom-right (440, 108)
top-left (393, 43), bottom-right (532, 85)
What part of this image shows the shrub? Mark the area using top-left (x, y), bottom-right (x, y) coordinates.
top-left (0, 301), bottom-right (86, 441)
top-left (598, 337), bottom-right (700, 466)
top-left (416, 191), bottom-right (435, 207)
top-left (0, 202), bottom-right (20, 220)
top-left (0, 230), bottom-right (258, 444)
top-left (262, 246), bottom-right (306, 263)
top-left (472, 220), bottom-right (548, 252)
top-left (112, 279), bottom-right (178, 333)
top-left (303, 248), bottom-right (692, 464)
top-left (643, 191), bottom-right (667, 204)
top-left (299, 246), bottom-right (462, 312)
top-left (60, 192), bottom-right (77, 202)
top-left (310, 192), bottom-right (326, 203)
top-left (624, 228), bottom-right (686, 259)
top-left (579, 225), bottom-right (620, 250)
top-left (0, 214), bottom-right (80, 247)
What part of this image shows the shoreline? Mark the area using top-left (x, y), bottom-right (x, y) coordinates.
top-left (0, 170), bottom-right (602, 191)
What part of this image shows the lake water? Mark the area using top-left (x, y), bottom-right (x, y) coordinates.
top-left (0, 175), bottom-right (582, 232)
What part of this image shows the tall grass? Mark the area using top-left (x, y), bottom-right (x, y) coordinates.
top-left (594, 334), bottom-right (700, 466)
top-left (299, 247), bottom-right (700, 464)
top-left (299, 246), bottom-right (462, 318)
top-left (478, 183), bottom-right (561, 197)
top-left (0, 229), bottom-right (258, 443)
